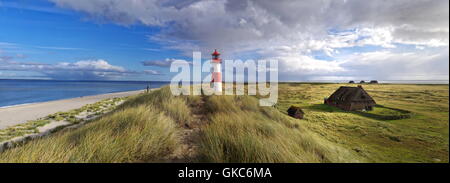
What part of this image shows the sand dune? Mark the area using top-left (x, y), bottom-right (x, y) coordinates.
top-left (0, 90), bottom-right (144, 130)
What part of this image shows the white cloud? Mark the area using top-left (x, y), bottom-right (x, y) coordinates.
top-left (0, 42), bottom-right (18, 49)
top-left (55, 59), bottom-right (126, 72)
top-left (143, 69), bottom-right (162, 75)
top-left (276, 49), bottom-right (449, 81)
top-left (247, 33), bottom-right (449, 81)
top-left (142, 58), bottom-right (191, 67)
top-left (0, 59), bottom-right (134, 79)
top-left (142, 48), bottom-right (161, 52)
top-left (47, 0), bottom-right (449, 80)
top-left (0, 56), bottom-right (14, 62)
top-left (355, 27), bottom-right (396, 48)
top-left (49, 0), bottom-right (449, 51)
top-left (340, 49), bottom-right (449, 80)
top-left (276, 54), bottom-right (345, 74)
top-left (35, 46), bottom-right (86, 50)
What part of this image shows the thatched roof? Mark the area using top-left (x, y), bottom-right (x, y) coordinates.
top-left (327, 85), bottom-right (376, 104)
top-left (287, 106), bottom-right (305, 119)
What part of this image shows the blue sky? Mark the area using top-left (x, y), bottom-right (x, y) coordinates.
top-left (0, 0), bottom-right (448, 81)
top-left (0, 0), bottom-right (184, 81)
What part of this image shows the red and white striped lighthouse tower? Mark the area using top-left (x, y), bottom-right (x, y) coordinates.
top-left (211, 49), bottom-right (222, 93)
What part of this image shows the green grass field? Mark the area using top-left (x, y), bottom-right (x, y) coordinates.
top-left (0, 83), bottom-right (447, 163)
top-left (276, 83), bottom-right (449, 163)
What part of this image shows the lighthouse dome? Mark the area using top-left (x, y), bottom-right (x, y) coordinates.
top-left (212, 49), bottom-right (220, 56)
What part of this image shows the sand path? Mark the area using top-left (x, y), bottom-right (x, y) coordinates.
top-left (0, 90), bottom-right (144, 130)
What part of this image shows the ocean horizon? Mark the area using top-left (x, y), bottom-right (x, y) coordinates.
top-left (0, 79), bottom-right (170, 108)
top-left (1, 79), bottom-right (448, 108)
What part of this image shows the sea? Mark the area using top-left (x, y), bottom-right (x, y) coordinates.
top-left (1, 79), bottom-right (448, 108)
top-left (0, 79), bottom-right (170, 108)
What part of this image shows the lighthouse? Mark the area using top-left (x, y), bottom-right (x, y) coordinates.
top-left (211, 49), bottom-right (222, 93)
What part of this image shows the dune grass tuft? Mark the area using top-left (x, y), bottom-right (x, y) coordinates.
top-left (119, 87), bottom-right (192, 124)
top-left (198, 95), bottom-right (361, 163)
top-left (0, 91), bottom-right (182, 163)
top-left (1, 83), bottom-right (446, 163)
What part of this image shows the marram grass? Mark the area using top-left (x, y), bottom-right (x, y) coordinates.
top-left (0, 84), bottom-right (447, 163)
top-left (198, 95), bottom-right (362, 163)
top-left (0, 104), bottom-right (179, 163)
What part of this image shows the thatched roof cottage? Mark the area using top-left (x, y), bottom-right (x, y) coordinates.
top-left (287, 106), bottom-right (305, 119)
top-left (324, 85), bottom-right (376, 111)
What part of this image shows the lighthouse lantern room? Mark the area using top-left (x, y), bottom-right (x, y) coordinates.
top-left (211, 49), bottom-right (222, 93)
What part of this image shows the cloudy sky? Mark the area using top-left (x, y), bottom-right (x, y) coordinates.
top-left (0, 0), bottom-right (448, 81)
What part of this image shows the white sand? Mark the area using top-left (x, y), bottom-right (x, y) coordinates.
top-left (0, 90), bottom-right (144, 130)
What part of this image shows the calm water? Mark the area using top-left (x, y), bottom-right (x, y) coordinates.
top-left (0, 79), bottom-right (169, 107)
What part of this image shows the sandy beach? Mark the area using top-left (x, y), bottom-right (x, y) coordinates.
top-left (0, 90), bottom-right (144, 130)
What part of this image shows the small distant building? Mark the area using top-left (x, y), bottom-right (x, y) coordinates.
top-left (359, 80), bottom-right (366, 84)
top-left (370, 80), bottom-right (378, 84)
top-left (287, 106), bottom-right (305, 119)
top-left (324, 85), bottom-right (376, 111)
top-left (349, 80), bottom-right (355, 83)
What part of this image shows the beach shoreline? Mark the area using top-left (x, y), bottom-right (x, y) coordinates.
top-left (0, 89), bottom-right (145, 130)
